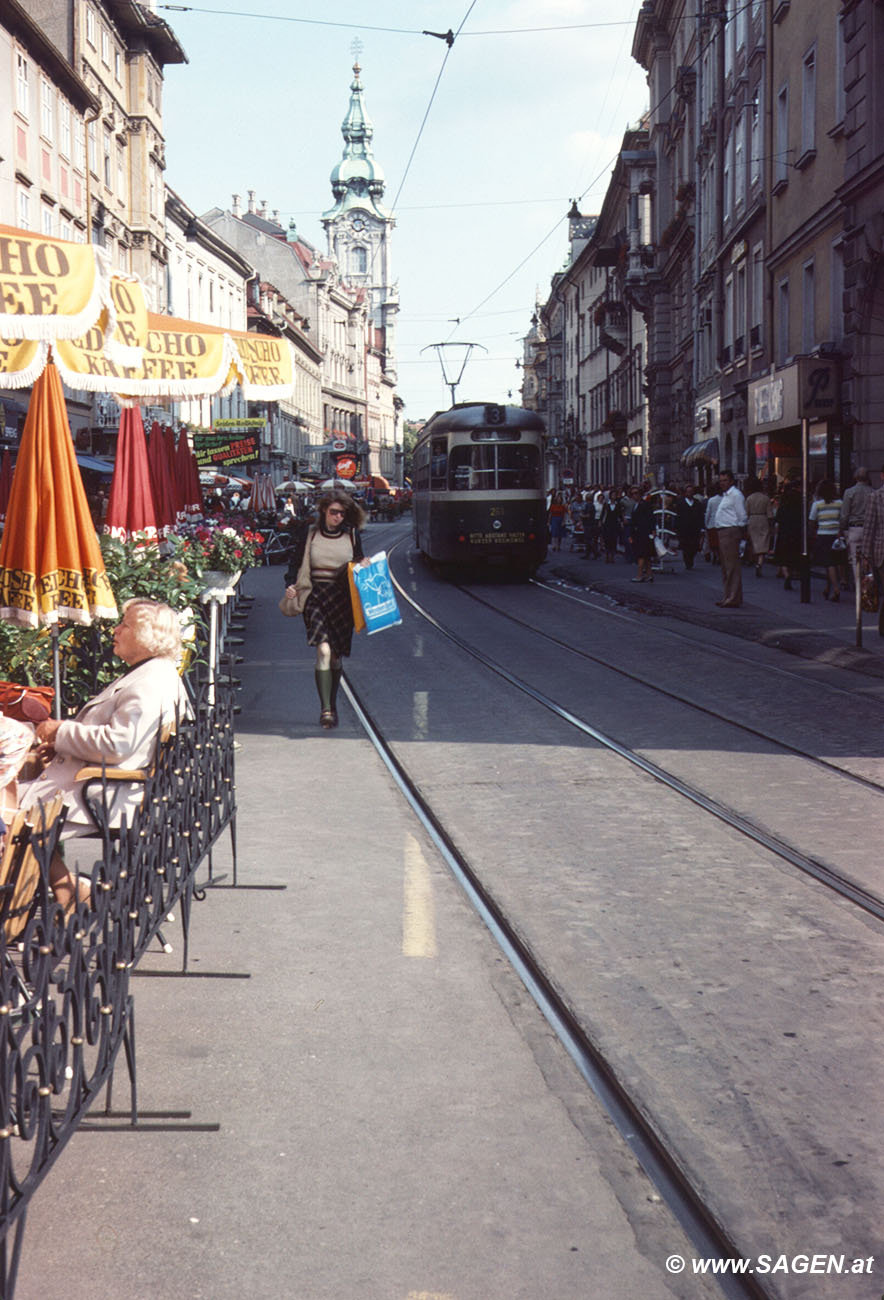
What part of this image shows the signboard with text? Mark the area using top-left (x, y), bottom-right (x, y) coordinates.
top-left (193, 425), bottom-right (263, 467)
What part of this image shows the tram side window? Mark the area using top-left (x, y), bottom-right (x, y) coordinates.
top-left (497, 445), bottom-right (541, 490)
top-left (449, 444), bottom-right (495, 491)
top-left (430, 438), bottom-right (448, 490)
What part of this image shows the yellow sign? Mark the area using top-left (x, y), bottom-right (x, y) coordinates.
top-left (0, 223), bottom-right (111, 340)
top-left (228, 329), bottom-right (295, 400)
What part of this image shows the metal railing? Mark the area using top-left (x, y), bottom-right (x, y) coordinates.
top-left (0, 649), bottom-right (240, 1297)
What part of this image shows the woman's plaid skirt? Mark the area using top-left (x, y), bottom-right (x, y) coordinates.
top-left (303, 576), bottom-right (356, 657)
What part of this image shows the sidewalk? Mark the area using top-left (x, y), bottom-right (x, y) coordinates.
top-left (14, 562), bottom-right (707, 1300)
top-left (541, 539), bottom-right (884, 679)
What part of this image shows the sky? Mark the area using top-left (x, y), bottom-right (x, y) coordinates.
top-left (159, 0), bottom-right (650, 422)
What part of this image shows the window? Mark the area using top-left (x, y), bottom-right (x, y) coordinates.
top-left (751, 243), bottom-right (764, 347)
top-left (85, 5), bottom-right (96, 47)
top-left (777, 277), bottom-right (790, 365)
top-left (831, 239), bottom-right (845, 344)
top-left (115, 49), bottom-right (122, 83)
top-left (775, 84), bottom-right (789, 186)
top-left (352, 245), bottom-right (367, 274)
top-left (18, 188), bottom-right (30, 230)
top-left (735, 262), bottom-right (747, 357)
top-left (450, 444), bottom-right (494, 491)
top-left (734, 111), bottom-right (745, 210)
top-left (60, 218), bottom-right (73, 241)
top-left (16, 53), bottom-right (29, 117)
top-left (750, 88), bottom-right (762, 186)
top-left (723, 274), bottom-right (734, 364)
top-left (447, 443), bottom-right (540, 491)
top-left (835, 14), bottom-right (846, 126)
top-left (101, 28), bottom-right (110, 66)
top-left (75, 118), bottom-right (86, 171)
top-left (59, 101), bottom-right (72, 158)
top-left (88, 119), bottom-right (97, 175)
top-left (42, 205), bottom-right (54, 237)
top-left (117, 141), bottom-right (125, 194)
top-left (41, 80), bottom-right (54, 141)
top-left (802, 260), bottom-right (815, 352)
top-left (723, 127), bottom-right (732, 222)
top-left (103, 126), bottom-right (112, 188)
top-left (430, 438), bottom-right (448, 489)
top-left (801, 47), bottom-right (816, 160)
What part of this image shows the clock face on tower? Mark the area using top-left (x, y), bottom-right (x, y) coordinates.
top-left (351, 216), bottom-right (365, 232)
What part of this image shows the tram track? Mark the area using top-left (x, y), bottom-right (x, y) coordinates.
top-left (458, 581), bottom-right (884, 799)
top-left (383, 548), bottom-right (884, 926)
top-left (341, 671), bottom-right (773, 1300)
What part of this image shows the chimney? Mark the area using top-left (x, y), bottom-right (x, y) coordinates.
top-left (259, 199), bottom-right (268, 218)
top-left (272, 209), bottom-right (280, 225)
top-left (247, 190), bottom-right (256, 215)
top-left (232, 193), bottom-right (241, 217)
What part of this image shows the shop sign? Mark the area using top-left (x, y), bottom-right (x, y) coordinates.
top-left (753, 377), bottom-right (784, 428)
top-left (797, 358), bottom-right (840, 419)
top-left (193, 429), bottom-right (260, 466)
top-left (335, 455), bottom-right (357, 479)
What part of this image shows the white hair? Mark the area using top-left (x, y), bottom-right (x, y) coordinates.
top-left (122, 599), bottom-right (183, 660)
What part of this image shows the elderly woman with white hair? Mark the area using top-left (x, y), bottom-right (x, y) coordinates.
top-left (19, 598), bottom-right (188, 910)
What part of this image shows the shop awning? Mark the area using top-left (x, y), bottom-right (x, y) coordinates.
top-left (681, 437), bottom-right (720, 467)
top-left (75, 453), bottom-right (115, 475)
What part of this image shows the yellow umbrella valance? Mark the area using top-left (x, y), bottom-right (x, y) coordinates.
top-left (0, 224), bottom-right (114, 342)
top-left (228, 330), bottom-right (297, 402)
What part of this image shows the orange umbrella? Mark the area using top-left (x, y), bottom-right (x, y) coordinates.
top-left (146, 420), bottom-right (178, 536)
top-left (0, 361), bottom-right (117, 713)
top-left (0, 449), bottom-right (12, 523)
top-left (104, 407), bottom-right (158, 542)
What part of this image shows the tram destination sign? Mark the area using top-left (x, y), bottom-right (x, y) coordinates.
top-left (468, 530), bottom-right (527, 545)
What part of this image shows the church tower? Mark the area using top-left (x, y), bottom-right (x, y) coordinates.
top-left (321, 59), bottom-right (398, 382)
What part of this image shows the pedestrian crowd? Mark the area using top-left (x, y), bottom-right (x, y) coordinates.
top-left (547, 465), bottom-right (884, 628)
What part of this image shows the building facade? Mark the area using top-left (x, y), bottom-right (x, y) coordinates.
top-left (629, 0), bottom-right (884, 487)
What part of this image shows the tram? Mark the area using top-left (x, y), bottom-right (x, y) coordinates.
top-left (411, 402), bottom-right (547, 577)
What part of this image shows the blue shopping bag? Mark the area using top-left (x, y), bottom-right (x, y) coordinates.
top-left (352, 551), bottom-right (402, 635)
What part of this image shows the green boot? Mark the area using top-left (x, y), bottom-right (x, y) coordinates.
top-left (315, 668), bottom-right (336, 727)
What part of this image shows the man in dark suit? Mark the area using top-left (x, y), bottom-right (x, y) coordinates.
top-left (675, 483), bottom-right (706, 570)
top-left (861, 462), bottom-right (884, 637)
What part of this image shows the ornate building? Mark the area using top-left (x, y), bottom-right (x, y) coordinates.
top-left (321, 60), bottom-right (399, 478)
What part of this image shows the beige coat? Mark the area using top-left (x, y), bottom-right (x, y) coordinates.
top-left (20, 656), bottom-right (187, 831)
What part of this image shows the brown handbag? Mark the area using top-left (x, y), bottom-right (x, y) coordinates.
top-left (0, 681), bottom-right (54, 723)
top-left (279, 587), bottom-right (308, 617)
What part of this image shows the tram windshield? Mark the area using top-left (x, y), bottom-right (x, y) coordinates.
top-left (448, 443), bottom-right (541, 491)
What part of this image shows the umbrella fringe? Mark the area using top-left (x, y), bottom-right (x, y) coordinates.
top-left (0, 341), bottom-right (50, 388)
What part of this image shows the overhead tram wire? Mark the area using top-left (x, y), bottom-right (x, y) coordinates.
top-left (159, 5), bottom-right (638, 38)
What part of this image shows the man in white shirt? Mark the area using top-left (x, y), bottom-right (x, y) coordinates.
top-left (713, 469), bottom-right (748, 607)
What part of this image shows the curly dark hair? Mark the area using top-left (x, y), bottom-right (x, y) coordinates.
top-left (318, 489), bottom-right (367, 530)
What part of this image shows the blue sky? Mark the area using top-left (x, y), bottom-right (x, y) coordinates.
top-left (160, 0), bottom-right (649, 421)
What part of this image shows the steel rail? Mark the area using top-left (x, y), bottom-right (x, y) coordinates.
top-left (532, 575), bottom-right (884, 704)
top-left (456, 582), bottom-right (884, 798)
top-left (341, 673), bottom-right (774, 1300)
top-left (387, 566), bottom-right (884, 926)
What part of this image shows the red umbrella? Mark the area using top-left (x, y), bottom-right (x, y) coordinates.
top-left (175, 430), bottom-right (201, 518)
top-left (146, 420), bottom-right (177, 536)
top-left (162, 425), bottom-right (184, 519)
top-left (0, 449), bottom-right (12, 523)
top-left (104, 407), bottom-right (158, 542)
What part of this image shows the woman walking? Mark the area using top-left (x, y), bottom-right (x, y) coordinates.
top-left (629, 486), bottom-right (656, 582)
top-left (547, 491), bottom-right (567, 552)
top-left (744, 476), bottom-right (773, 578)
top-left (809, 479), bottom-right (845, 601)
top-left (284, 490), bottom-right (366, 728)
